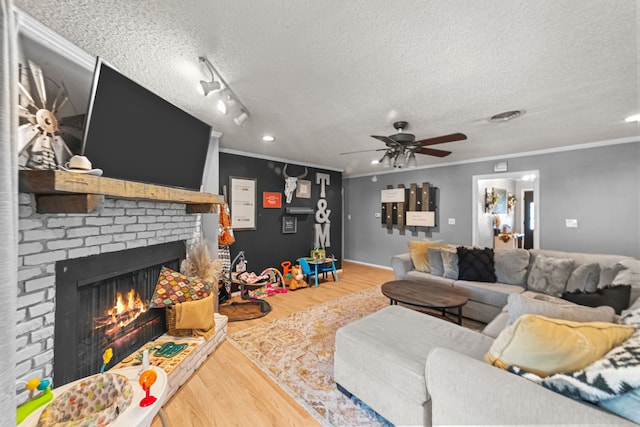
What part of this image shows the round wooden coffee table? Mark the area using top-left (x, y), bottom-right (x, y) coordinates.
top-left (381, 279), bottom-right (469, 325)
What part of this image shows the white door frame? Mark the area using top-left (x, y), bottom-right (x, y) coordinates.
top-left (471, 170), bottom-right (540, 248)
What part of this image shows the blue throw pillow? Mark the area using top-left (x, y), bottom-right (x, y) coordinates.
top-left (598, 388), bottom-right (640, 423)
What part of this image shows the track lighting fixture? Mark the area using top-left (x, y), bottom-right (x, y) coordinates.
top-left (198, 56), bottom-right (251, 126)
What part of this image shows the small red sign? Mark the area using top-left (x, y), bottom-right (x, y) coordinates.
top-left (263, 192), bottom-right (282, 208)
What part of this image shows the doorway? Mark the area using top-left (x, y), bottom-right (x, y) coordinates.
top-left (472, 171), bottom-right (539, 249)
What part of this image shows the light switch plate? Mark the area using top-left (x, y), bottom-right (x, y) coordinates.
top-left (565, 219), bottom-right (578, 228)
top-left (448, 218), bottom-right (456, 225)
top-left (374, 212), bottom-right (381, 218)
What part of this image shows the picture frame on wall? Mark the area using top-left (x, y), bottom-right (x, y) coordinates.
top-left (296, 179), bottom-right (311, 199)
top-left (262, 192), bottom-right (282, 208)
top-left (230, 176), bottom-right (257, 230)
top-left (493, 188), bottom-right (507, 214)
top-left (282, 216), bottom-right (297, 234)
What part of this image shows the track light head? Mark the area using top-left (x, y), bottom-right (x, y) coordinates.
top-left (234, 110), bottom-right (249, 126)
top-left (200, 79), bottom-right (221, 96)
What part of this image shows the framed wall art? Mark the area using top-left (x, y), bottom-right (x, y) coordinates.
top-left (230, 176), bottom-right (257, 230)
top-left (282, 216), bottom-right (297, 234)
top-left (263, 192), bottom-right (282, 208)
top-left (296, 179), bottom-right (311, 199)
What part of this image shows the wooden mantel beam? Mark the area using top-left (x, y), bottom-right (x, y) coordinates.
top-left (19, 170), bottom-right (223, 214)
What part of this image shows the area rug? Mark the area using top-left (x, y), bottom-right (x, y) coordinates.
top-left (228, 286), bottom-right (392, 426)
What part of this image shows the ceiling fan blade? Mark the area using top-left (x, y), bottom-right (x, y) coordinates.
top-left (415, 133), bottom-right (467, 147)
top-left (340, 148), bottom-right (387, 155)
top-left (417, 147), bottom-right (452, 157)
top-left (371, 135), bottom-right (398, 147)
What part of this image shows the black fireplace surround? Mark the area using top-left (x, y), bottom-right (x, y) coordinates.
top-left (54, 241), bottom-right (186, 385)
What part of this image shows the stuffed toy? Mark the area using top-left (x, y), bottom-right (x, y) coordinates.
top-left (288, 265), bottom-right (308, 290)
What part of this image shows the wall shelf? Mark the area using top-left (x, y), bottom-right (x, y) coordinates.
top-left (19, 170), bottom-right (223, 214)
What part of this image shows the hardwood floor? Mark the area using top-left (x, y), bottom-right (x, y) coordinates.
top-left (151, 261), bottom-right (395, 427)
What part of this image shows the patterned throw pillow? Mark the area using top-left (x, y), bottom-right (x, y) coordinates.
top-left (457, 246), bottom-right (496, 282)
top-left (527, 255), bottom-right (575, 297)
top-left (149, 266), bottom-right (212, 308)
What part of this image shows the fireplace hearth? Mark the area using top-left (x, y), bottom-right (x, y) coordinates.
top-left (54, 241), bottom-right (186, 385)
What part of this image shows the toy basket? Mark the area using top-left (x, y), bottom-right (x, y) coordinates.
top-left (164, 305), bottom-right (193, 337)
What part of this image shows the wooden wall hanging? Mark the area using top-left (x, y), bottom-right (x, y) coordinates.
top-left (381, 182), bottom-right (437, 231)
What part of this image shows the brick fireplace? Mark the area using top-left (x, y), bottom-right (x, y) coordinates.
top-left (16, 193), bottom-right (201, 401)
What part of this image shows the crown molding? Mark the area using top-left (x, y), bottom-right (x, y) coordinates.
top-left (219, 148), bottom-right (344, 173)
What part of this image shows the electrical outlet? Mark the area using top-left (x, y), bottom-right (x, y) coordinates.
top-left (565, 219), bottom-right (578, 228)
top-left (347, 214), bottom-right (351, 220)
top-left (448, 218), bottom-right (456, 225)
top-left (374, 212), bottom-right (381, 218)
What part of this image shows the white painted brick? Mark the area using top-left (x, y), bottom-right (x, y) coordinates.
top-left (115, 200), bottom-right (138, 208)
top-left (68, 246), bottom-right (100, 259)
top-left (18, 266), bottom-right (44, 282)
top-left (125, 224), bottom-right (146, 232)
top-left (146, 209), bottom-right (163, 215)
top-left (33, 349), bottom-right (54, 367)
top-left (100, 208), bottom-right (126, 216)
top-left (147, 223), bottom-right (165, 231)
top-left (138, 201), bottom-right (157, 208)
top-left (47, 287), bottom-right (55, 300)
top-left (115, 216), bottom-right (137, 225)
top-left (126, 208), bottom-right (146, 216)
top-left (16, 343), bottom-right (42, 362)
top-left (15, 360), bottom-right (32, 378)
top-left (171, 229), bottom-right (184, 235)
top-left (67, 227), bottom-right (100, 238)
top-left (28, 302), bottom-right (55, 318)
top-left (47, 238), bottom-right (84, 250)
top-left (100, 225), bottom-right (125, 234)
top-left (47, 217), bottom-right (84, 228)
top-left (172, 215), bottom-right (186, 223)
top-left (19, 241), bottom-right (44, 256)
top-left (179, 233), bottom-right (194, 241)
top-left (19, 218), bottom-right (44, 230)
top-left (16, 335), bottom-right (29, 349)
top-left (157, 230), bottom-right (171, 237)
top-left (147, 237), bottom-right (165, 246)
top-left (17, 368), bottom-right (44, 387)
top-left (19, 193), bottom-right (32, 204)
top-left (85, 235), bottom-right (113, 246)
top-left (139, 216), bottom-right (157, 224)
top-left (171, 203), bottom-right (185, 209)
top-left (44, 312), bottom-right (55, 325)
top-left (31, 326), bottom-right (55, 343)
top-left (16, 309), bottom-right (26, 322)
top-left (46, 264), bottom-right (55, 274)
top-left (19, 204), bottom-right (33, 217)
top-left (165, 223), bottom-right (180, 230)
top-left (44, 364), bottom-right (53, 378)
top-left (18, 255), bottom-right (23, 267)
top-left (101, 243), bottom-right (127, 253)
top-left (46, 337), bottom-right (54, 350)
top-left (157, 216), bottom-right (172, 222)
top-left (24, 276), bottom-right (55, 293)
top-left (22, 229), bottom-right (65, 241)
top-left (126, 240), bottom-right (147, 249)
top-left (113, 233), bottom-right (137, 242)
top-left (16, 317), bottom-right (43, 335)
top-left (102, 198), bottom-right (115, 208)
top-left (86, 217), bottom-right (114, 226)
top-left (137, 231), bottom-right (156, 239)
top-left (23, 250), bottom-right (67, 266)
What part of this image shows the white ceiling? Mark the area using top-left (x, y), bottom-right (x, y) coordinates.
top-left (14, 0), bottom-right (640, 176)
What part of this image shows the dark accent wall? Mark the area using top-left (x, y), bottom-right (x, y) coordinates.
top-left (219, 153), bottom-right (342, 273)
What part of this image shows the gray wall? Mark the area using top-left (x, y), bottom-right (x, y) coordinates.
top-left (344, 142), bottom-right (640, 267)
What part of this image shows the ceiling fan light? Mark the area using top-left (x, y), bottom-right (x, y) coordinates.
top-left (381, 153), bottom-right (391, 167)
top-left (407, 152), bottom-right (417, 168)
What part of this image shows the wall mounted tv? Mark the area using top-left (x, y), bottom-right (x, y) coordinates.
top-left (81, 58), bottom-right (211, 190)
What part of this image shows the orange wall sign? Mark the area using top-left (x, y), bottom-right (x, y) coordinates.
top-left (263, 192), bottom-right (282, 208)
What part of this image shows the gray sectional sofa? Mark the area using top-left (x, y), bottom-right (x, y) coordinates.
top-left (334, 247), bottom-right (640, 426)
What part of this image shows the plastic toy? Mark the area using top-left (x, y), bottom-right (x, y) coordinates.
top-left (16, 378), bottom-right (53, 424)
top-left (288, 265), bottom-right (309, 290)
top-left (138, 369), bottom-right (158, 407)
top-left (100, 347), bottom-right (113, 373)
top-left (280, 261), bottom-right (292, 278)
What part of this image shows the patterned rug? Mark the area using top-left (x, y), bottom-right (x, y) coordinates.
top-left (228, 286), bottom-right (392, 426)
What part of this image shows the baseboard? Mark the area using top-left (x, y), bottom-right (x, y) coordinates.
top-left (343, 258), bottom-right (393, 270)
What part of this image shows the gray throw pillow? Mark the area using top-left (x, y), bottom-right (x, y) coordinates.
top-left (441, 249), bottom-right (459, 280)
top-left (494, 249), bottom-right (530, 287)
top-left (599, 263), bottom-right (628, 288)
top-left (526, 254), bottom-right (575, 296)
top-left (427, 247), bottom-right (444, 277)
top-left (566, 262), bottom-right (601, 293)
top-left (507, 293), bottom-right (615, 326)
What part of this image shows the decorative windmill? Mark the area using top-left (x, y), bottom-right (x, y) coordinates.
top-left (17, 60), bottom-right (84, 170)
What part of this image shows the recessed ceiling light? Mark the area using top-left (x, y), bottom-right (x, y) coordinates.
top-left (625, 114), bottom-right (640, 123)
top-left (488, 110), bottom-right (525, 122)
top-left (262, 135), bottom-right (275, 142)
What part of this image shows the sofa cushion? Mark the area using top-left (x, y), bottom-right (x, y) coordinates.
top-left (612, 259), bottom-right (640, 286)
top-left (408, 240), bottom-right (448, 273)
top-left (562, 285), bottom-right (632, 315)
top-left (526, 255), bottom-right (575, 297)
top-left (405, 271), bottom-right (455, 286)
top-left (457, 247), bottom-right (496, 283)
top-left (494, 249), bottom-right (530, 287)
top-left (441, 248), bottom-right (459, 279)
top-left (507, 293), bottom-right (615, 326)
top-left (599, 263), bottom-right (628, 288)
top-left (485, 314), bottom-right (634, 377)
top-left (335, 305), bottom-right (493, 405)
top-left (427, 247), bottom-right (444, 276)
top-left (566, 262), bottom-right (601, 293)
top-left (454, 280), bottom-right (523, 308)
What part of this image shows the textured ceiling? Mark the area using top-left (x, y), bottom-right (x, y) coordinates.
top-left (14, 0), bottom-right (640, 176)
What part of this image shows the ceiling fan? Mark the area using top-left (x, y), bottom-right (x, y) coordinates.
top-left (341, 121), bottom-right (467, 168)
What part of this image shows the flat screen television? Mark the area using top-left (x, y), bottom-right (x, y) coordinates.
top-left (81, 58), bottom-right (211, 190)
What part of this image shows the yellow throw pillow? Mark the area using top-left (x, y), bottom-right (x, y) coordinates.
top-left (408, 240), bottom-right (448, 272)
top-left (484, 314), bottom-right (634, 377)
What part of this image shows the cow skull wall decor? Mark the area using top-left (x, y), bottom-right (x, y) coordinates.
top-left (282, 164), bottom-right (308, 203)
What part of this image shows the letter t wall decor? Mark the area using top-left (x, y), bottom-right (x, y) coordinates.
top-left (381, 182), bottom-right (437, 231)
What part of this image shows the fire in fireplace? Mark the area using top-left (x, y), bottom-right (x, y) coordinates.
top-left (55, 241), bottom-right (186, 386)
